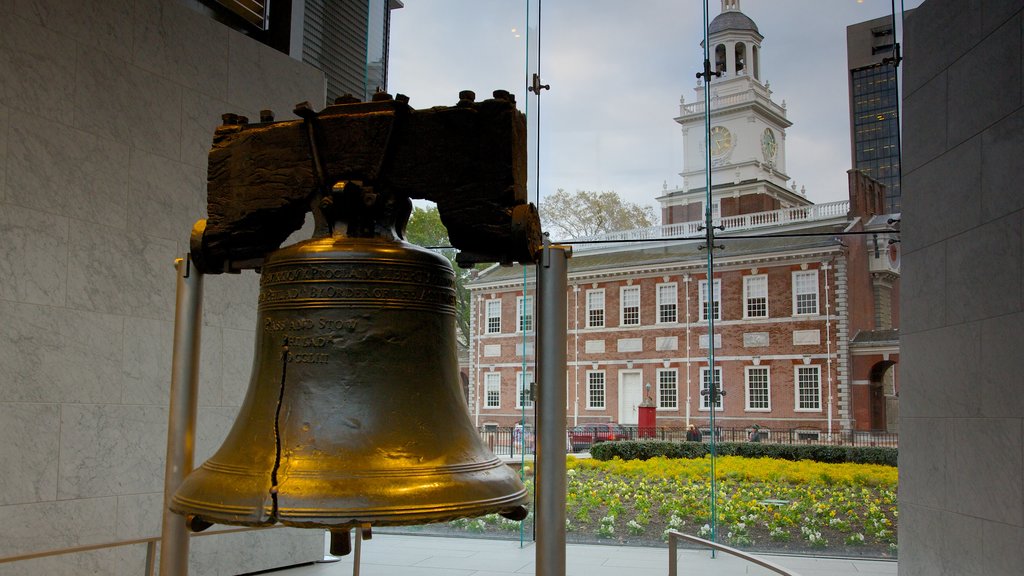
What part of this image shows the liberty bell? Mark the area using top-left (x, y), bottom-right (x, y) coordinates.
top-left (171, 91), bottom-right (541, 546)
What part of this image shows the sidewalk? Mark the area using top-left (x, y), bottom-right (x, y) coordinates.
top-left (270, 533), bottom-right (898, 576)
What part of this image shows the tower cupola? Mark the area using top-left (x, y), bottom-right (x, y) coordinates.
top-left (706, 0), bottom-right (764, 80)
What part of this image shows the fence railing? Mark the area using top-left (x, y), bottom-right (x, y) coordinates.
top-left (570, 200), bottom-right (850, 252)
top-left (478, 425), bottom-right (898, 457)
top-left (667, 530), bottom-right (804, 576)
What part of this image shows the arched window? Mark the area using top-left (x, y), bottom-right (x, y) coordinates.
top-left (715, 44), bottom-right (726, 74)
top-left (752, 45), bottom-right (760, 80)
top-left (735, 42), bottom-right (746, 74)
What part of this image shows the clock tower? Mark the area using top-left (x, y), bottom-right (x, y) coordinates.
top-left (659, 0), bottom-right (811, 225)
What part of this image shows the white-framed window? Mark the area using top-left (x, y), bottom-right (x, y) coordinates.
top-left (485, 299), bottom-right (501, 334)
top-left (657, 283), bottom-right (678, 324)
top-left (516, 372), bottom-right (534, 409)
top-left (743, 274), bottom-right (768, 318)
top-left (745, 366), bottom-right (770, 411)
top-left (517, 295), bottom-right (534, 332)
top-left (483, 372), bottom-right (501, 408)
top-left (586, 289), bottom-right (605, 328)
top-left (587, 371), bottom-right (606, 409)
top-left (792, 270), bottom-right (819, 315)
top-left (700, 366), bottom-right (723, 410)
top-left (620, 286), bottom-right (640, 326)
top-left (701, 198), bottom-right (721, 218)
top-left (699, 279), bottom-right (721, 321)
top-left (795, 365), bottom-right (822, 411)
top-left (657, 369), bottom-right (678, 409)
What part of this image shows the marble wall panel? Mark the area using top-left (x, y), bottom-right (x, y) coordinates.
top-left (74, 46), bottom-right (182, 161)
top-left (945, 213), bottom-right (1022, 324)
top-left (121, 316), bottom-right (173, 405)
top-left (15, 0), bottom-right (134, 62)
top-left (898, 417), bottom-right (948, 509)
top-left (948, 417), bottom-right (1024, 526)
top-left (202, 270), bottom-right (260, 330)
top-left (115, 491), bottom-right (163, 540)
top-left (199, 324), bottom-right (224, 407)
top-left (227, 33), bottom-right (325, 117)
top-left (901, 136), bottom-right (982, 251)
top-left (6, 112), bottom-right (130, 228)
top-left (188, 528), bottom-right (322, 576)
top-left (182, 88), bottom-right (231, 172)
top-left (128, 148), bottom-right (204, 243)
top-left (947, 13), bottom-right (1022, 148)
top-left (903, 0), bottom-right (983, 95)
top-left (900, 322), bottom-right (982, 419)
top-left (0, 204), bottom-right (68, 306)
top-left (983, 519), bottom-right (1024, 575)
top-left (0, 301), bottom-right (124, 403)
top-left (981, 107), bottom-right (1024, 220)
top-left (0, 403), bottom-right (59, 505)
top-left (195, 405), bottom-right (240, 464)
top-left (222, 327), bottom-right (256, 407)
top-left (897, 503), bottom-right (947, 576)
top-left (0, 497), bottom-right (118, 557)
top-left (0, 545), bottom-right (148, 576)
top-left (58, 404), bottom-right (168, 499)
top-left (981, 311), bottom-right (1024, 418)
top-left (0, 104), bottom-right (7, 202)
top-left (0, 12), bottom-right (76, 124)
top-left (66, 220), bottom-right (177, 320)
top-left (901, 70), bottom-right (947, 175)
top-left (132, 0), bottom-right (229, 100)
top-left (940, 512), bottom-right (986, 576)
top-left (983, 0), bottom-right (1024, 35)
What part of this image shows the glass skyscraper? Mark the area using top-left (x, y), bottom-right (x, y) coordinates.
top-left (847, 13), bottom-right (906, 213)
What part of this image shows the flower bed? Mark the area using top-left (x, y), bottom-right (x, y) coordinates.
top-left (562, 456), bottom-right (897, 556)
top-left (416, 455), bottom-right (898, 558)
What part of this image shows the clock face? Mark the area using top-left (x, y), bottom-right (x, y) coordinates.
top-left (761, 128), bottom-right (778, 163)
top-left (710, 126), bottom-right (733, 157)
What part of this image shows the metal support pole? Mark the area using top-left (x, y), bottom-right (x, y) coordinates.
top-left (159, 255), bottom-right (204, 576)
top-left (536, 240), bottom-right (569, 576)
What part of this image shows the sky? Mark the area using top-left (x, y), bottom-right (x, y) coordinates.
top-left (388, 0), bottom-right (923, 218)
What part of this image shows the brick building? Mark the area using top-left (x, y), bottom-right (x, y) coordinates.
top-left (465, 1), bottom-right (900, 438)
top-left (467, 172), bottom-right (898, 438)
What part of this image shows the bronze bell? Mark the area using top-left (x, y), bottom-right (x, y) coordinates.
top-left (170, 235), bottom-right (529, 530)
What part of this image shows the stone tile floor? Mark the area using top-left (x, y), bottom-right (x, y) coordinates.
top-left (270, 533), bottom-right (898, 576)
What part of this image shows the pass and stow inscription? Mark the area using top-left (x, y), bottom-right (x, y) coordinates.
top-left (260, 261), bottom-right (452, 365)
top-left (258, 263), bottom-right (455, 307)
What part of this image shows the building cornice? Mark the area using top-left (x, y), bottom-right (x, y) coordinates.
top-left (468, 245), bottom-right (843, 292)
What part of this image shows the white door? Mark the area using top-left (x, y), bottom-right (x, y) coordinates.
top-left (618, 370), bottom-right (643, 425)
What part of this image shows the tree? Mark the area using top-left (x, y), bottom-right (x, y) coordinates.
top-left (404, 206), bottom-right (472, 347)
top-left (540, 189), bottom-right (658, 239)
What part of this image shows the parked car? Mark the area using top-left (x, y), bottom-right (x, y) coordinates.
top-left (568, 422), bottom-right (628, 452)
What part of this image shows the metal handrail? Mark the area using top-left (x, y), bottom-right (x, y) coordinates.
top-left (667, 530), bottom-right (804, 576)
top-left (0, 525), bottom-right (285, 574)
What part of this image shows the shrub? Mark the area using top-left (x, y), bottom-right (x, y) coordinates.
top-left (590, 440), bottom-right (897, 467)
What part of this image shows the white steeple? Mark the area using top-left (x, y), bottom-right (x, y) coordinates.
top-left (658, 1), bottom-right (809, 225)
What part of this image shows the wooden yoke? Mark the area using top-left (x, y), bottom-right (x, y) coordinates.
top-left (190, 90), bottom-right (541, 274)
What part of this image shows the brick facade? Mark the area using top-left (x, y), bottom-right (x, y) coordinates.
top-left (470, 250), bottom-right (850, 439)
top-left (469, 173), bottom-right (900, 436)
